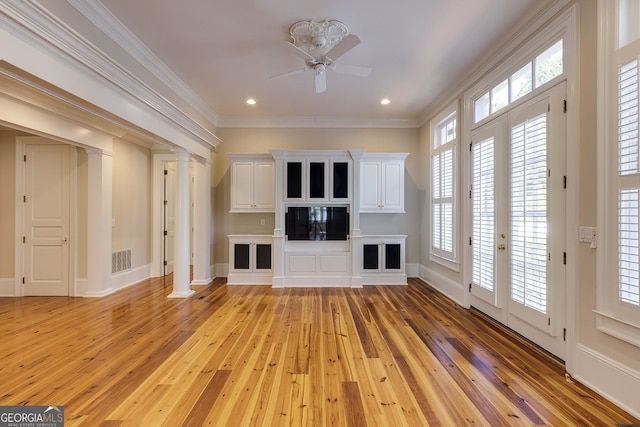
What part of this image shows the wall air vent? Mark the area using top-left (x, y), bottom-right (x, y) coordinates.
top-left (112, 249), bottom-right (132, 274)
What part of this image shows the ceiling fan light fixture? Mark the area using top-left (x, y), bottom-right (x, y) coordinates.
top-left (289, 20), bottom-right (348, 57)
top-left (246, 98), bottom-right (256, 105)
top-left (273, 19), bottom-right (371, 93)
top-left (380, 98), bottom-right (391, 105)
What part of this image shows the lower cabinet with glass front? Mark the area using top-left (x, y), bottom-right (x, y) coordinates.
top-left (228, 235), bottom-right (273, 284)
top-left (361, 235), bottom-right (407, 285)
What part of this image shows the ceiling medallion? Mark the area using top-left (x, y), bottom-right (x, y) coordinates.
top-left (289, 20), bottom-right (349, 58)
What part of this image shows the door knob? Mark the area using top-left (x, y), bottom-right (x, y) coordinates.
top-left (498, 244), bottom-right (506, 250)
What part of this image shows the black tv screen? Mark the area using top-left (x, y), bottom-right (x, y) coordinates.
top-left (286, 206), bottom-right (349, 241)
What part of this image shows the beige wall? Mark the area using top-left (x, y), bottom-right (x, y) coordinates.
top-left (0, 131), bottom-right (152, 287)
top-left (214, 127), bottom-right (421, 264)
top-left (111, 138), bottom-right (152, 270)
top-left (0, 130), bottom-right (19, 278)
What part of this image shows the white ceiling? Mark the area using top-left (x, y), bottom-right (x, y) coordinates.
top-left (85, 0), bottom-right (550, 127)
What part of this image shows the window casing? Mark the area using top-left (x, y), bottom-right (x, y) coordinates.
top-left (431, 108), bottom-right (458, 269)
top-left (597, 0), bottom-right (640, 347)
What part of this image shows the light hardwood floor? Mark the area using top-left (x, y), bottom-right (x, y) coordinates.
top-left (0, 277), bottom-right (637, 426)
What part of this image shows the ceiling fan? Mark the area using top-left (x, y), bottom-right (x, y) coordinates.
top-left (273, 20), bottom-right (372, 93)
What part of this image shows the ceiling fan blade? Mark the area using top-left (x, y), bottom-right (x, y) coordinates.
top-left (332, 63), bottom-right (372, 77)
top-left (325, 34), bottom-right (361, 61)
top-left (284, 41), bottom-right (315, 61)
top-left (314, 70), bottom-right (327, 93)
top-left (270, 67), bottom-right (308, 80)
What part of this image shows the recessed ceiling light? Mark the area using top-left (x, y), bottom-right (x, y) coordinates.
top-left (246, 98), bottom-right (256, 105)
top-left (380, 98), bottom-right (391, 105)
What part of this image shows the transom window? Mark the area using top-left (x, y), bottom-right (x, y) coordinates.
top-left (474, 40), bottom-right (563, 123)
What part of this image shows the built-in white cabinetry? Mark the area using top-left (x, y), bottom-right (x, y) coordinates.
top-left (361, 235), bottom-right (407, 285)
top-left (229, 153), bottom-right (275, 212)
top-left (227, 150), bottom-right (410, 287)
top-left (227, 235), bottom-right (273, 284)
top-left (285, 155), bottom-right (351, 202)
top-left (360, 153), bottom-right (408, 213)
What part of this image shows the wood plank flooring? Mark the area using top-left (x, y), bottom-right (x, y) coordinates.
top-left (0, 277), bottom-right (637, 426)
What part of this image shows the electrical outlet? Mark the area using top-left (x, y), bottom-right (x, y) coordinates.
top-left (260, 218), bottom-right (265, 226)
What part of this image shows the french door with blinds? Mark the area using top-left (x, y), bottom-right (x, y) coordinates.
top-left (470, 83), bottom-right (566, 359)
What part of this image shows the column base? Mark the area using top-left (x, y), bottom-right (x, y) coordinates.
top-left (167, 289), bottom-right (195, 298)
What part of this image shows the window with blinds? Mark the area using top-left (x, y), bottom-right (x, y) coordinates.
top-left (596, 0), bottom-right (640, 344)
top-left (471, 137), bottom-right (495, 291)
top-left (511, 113), bottom-right (548, 313)
top-left (618, 58), bottom-right (640, 307)
top-left (431, 111), bottom-right (457, 264)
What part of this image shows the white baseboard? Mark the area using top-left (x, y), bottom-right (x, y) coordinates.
top-left (83, 288), bottom-right (115, 297)
top-left (280, 276), bottom-right (353, 287)
top-left (216, 263), bottom-right (229, 279)
top-left (0, 278), bottom-right (16, 296)
top-left (111, 264), bottom-right (151, 291)
top-left (77, 264), bottom-right (151, 297)
top-left (75, 278), bottom-right (87, 296)
top-left (573, 344), bottom-right (640, 419)
top-left (406, 263), bottom-right (419, 278)
top-left (226, 273), bottom-right (273, 285)
top-left (362, 273), bottom-right (407, 285)
top-left (418, 264), bottom-right (465, 305)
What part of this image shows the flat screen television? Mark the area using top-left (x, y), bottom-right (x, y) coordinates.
top-left (285, 206), bottom-right (349, 241)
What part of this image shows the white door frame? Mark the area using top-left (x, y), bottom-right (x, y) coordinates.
top-left (15, 136), bottom-right (77, 296)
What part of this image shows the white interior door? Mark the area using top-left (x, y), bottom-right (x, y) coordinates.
top-left (470, 83), bottom-right (566, 359)
top-left (164, 162), bottom-right (176, 275)
top-left (23, 142), bottom-right (70, 296)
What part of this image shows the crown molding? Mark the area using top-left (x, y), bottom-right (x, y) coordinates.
top-left (216, 115), bottom-right (420, 129)
top-left (67, 0), bottom-right (220, 127)
top-left (0, 0), bottom-right (221, 149)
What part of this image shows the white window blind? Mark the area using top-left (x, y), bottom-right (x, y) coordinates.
top-left (618, 59), bottom-right (639, 175)
top-left (619, 189), bottom-right (640, 305)
top-left (618, 58), bottom-right (640, 307)
top-left (511, 113), bottom-right (548, 313)
top-left (471, 137), bottom-right (495, 291)
top-left (431, 112), bottom-right (457, 263)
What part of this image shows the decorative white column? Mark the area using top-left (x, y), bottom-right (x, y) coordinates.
top-left (349, 149), bottom-right (365, 288)
top-left (270, 150), bottom-right (285, 288)
top-left (191, 157), bottom-right (212, 286)
top-left (168, 151), bottom-right (195, 298)
top-left (85, 147), bottom-right (114, 297)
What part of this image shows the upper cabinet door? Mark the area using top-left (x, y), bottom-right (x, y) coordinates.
top-left (331, 161), bottom-right (350, 200)
top-left (360, 154), bottom-right (407, 213)
top-left (285, 159), bottom-right (334, 201)
top-left (230, 155), bottom-right (275, 212)
top-left (380, 161), bottom-right (404, 212)
top-left (253, 161), bottom-right (275, 210)
top-left (286, 161), bottom-right (303, 200)
top-left (360, 162), bottom-right (382, 210)
top-left (231, 161), bottom-right (254, 210)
